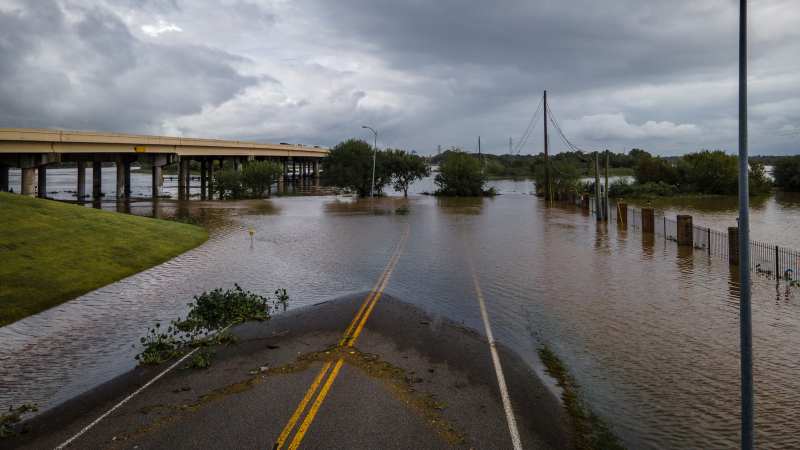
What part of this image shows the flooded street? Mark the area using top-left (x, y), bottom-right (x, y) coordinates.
top-left (2, 176), bottom-right (800, 449)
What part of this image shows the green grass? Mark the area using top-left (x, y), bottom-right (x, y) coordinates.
top-left (538, 345), bottom-right (625, 450)
top-left (0, 193), bottom-right (208, 326)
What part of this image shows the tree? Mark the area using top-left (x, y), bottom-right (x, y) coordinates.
top-left (241, 160), bottom-right (283, 197)
top-left (214, 169), bottom-right (245, 199)
top-left (677, 150), bottom-right (738, 194)
top-left (748, 161), bottom-right (773, 195)
top-left (323, 139), bottom-right (390, 197)
top-left (385, 149), bottom-right (430, 197)
top-left (434, 151), bottom-right (488, 196)
top-left (772, 156), bottom-right (800, 192)
top-left (634, 154), bottom-right (678, 186)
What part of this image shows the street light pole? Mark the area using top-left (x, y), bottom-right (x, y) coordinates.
top-left (737, 1), bottom-right (753, 449)
top-left (362, 125), bottom-right (378, 198)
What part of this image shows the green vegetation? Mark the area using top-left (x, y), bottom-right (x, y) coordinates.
top-left (772, 155), bottom-right (800, 191)
top-left (136, 285), bottom-right (288, 367)
top-left (431, 148), bottom-right (641, 179)
top-left (538, 346), bottom-right (624, 450)
top-left (0, 193), bottom-right (208, 326)
top-left (610, 150), bottom-right (772, 197)
top-left (434, 151), bottom-right (494, 196)
top-left (384, 149), bottom-right (430, 197)
top-left (323, 139), bottom-right (430, 197)
top-left (323, 139), bottom-right (389, 196)
top-left (213, 160), bottom-right (284, 199)
top-left (1, 404), bottom-right (37, 438)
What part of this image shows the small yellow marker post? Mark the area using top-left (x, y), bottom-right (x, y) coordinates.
top-left (248, 227), bottom-right (255, 248)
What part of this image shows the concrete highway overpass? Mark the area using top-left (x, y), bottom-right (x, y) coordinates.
top-left (0, 128), bottom-right (329, 199)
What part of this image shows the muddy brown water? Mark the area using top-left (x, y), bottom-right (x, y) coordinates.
top-left (2, 173), bottom-right (800, 449)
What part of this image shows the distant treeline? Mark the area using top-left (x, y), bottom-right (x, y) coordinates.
top-left (428, 148), bottom-right (800, 197)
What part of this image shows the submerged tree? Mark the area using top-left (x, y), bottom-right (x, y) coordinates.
top-left (385, 149), bottom-right (430, 197)
top-left (323, 139), bottom-right (390, 196)
top-left (241, 160), bottom-right (283, 197)
top-left (434, 150), bottom-right (489, 196)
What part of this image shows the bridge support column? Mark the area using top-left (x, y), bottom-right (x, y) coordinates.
top-left (21, 168), bottom-right (36, 196)
top-left (312, 160), bottom-right (319, 178)
top-left (92, 159), bottom-right (102, 198)
top-left (116, 156), bottom-right (126, 199)
top-left (178, 158), bottom-right (188, 199)
top-left (37, 165), bottom-right (47, 198)
top-left (200, 158), bottom-right (207, 199)
top-left (0, 165), bottom-right (8, 192)
top-left (152, 165), bottom-right (162, 198)
top-left (76, 161), bottom-right (86, 199)
top-left (208, 158), bottom-right (215, 199)
top-left (233, 158), bottom-right (241, 172)
top-left (124, 160), bottom-right (132, 197)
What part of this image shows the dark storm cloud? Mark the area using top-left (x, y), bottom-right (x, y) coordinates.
top-left (0, 0), bottom-right (797, 154)
top-left (0, 0), bottom-right (258, 132)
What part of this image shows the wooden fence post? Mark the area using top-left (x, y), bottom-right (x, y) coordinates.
top-left (642, 208), bottom-right (655, 233)
top-left (677, 215), bottom-right (693, 247)
top-left (729, 227), bottom-right (739, 266)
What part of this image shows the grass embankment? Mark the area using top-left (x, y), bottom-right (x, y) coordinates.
top-left (538, 346), bottom-right (625, 450)
top-left (0, 193), bottom-right (208, 326)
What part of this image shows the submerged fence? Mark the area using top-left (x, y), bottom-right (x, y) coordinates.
top-left (575, 194), bottom-right (800, 282)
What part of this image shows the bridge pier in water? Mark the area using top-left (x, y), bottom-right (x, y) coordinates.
top-left (0, 164), bottom-right (9, 192)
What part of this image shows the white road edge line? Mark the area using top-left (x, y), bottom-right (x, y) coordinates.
top-left (54, 347), bottom-right (199, 449)
top-left (470, 261), bottom-right (524, 450)
top-left (55, 323), bottom-right (234, 449)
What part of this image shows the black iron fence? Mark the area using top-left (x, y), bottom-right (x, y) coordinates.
top-left (576, 195), bottom-right (800, 282)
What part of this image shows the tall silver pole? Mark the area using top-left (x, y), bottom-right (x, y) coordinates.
top-left (362, 125), bottom-right (378, 198)
top-left (738, 1), bottom-right (753, 449)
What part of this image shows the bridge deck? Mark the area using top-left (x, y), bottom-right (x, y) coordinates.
top-left (0, 128), bottom-right (328, 158)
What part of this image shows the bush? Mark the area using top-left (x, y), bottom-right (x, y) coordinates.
top-left (773, 156), bottom-right (800, 191)
top-left (214, 169), bottom-right (246, 199)
top-left (135, 286), bottom-right (289, 366)
top-left (534, 160), bottom-right (580, 199)
top-left (241, 161), bottom-right (283, 197)
top-left (434, 151), bottom-right (489, 196)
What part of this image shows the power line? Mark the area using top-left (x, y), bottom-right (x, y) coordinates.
top-left (512, 94), bottom-right (544, 154)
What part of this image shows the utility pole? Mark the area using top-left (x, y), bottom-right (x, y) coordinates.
top-left (594, 152), bottom-right (601, 221)
top-left (478, 136), bottom-right (483, 175)
top-left (738, 0), bottom-right (753, 448)
top-left (509, 137), bottom-right (512, 154)
top-left (543, 90), bottom-right (550, 202)
top-left (604, 150), bottom-right (610, 221)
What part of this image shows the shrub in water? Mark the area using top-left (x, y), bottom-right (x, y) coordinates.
top-left (135, 285), bottom-right (288, 366)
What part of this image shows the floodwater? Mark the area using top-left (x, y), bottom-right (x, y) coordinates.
top-left (2, 171), bottom-right (800, 449)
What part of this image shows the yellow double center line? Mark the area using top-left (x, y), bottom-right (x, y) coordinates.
top-left (274, 227), bottom-right (409, 450)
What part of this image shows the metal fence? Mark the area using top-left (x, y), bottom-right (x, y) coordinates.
top-left (575, 195), bottom-right (799, 282)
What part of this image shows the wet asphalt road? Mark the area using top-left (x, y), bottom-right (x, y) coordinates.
top-left (4, 294), bottom-right (571, 450)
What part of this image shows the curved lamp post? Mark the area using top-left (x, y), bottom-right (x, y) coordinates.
top-left (362, 125), bottom-right (378, 198)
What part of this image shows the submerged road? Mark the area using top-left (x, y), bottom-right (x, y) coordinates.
top-left (4, 229), bottom-right (571, 450)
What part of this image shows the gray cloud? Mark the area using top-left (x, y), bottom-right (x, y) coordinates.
top-left (0, 0), bottom-right (798, 155)
top-left (0, 0), bottom-right (258, 133)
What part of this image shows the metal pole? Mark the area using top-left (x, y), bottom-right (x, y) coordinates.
top-left (543, 90), bottom-right (550, 202)
top-left (604, 150), bottom-right (610, 221)
top-left (363, 125), bottom-right (378, 198)
top-left (594, 152), bottom-right (601, 221)
top-left (738, 1), bottom-right (753, 448)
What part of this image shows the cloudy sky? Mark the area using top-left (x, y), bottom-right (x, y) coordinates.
top-left (1, 0), bottom-right (799, 155)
